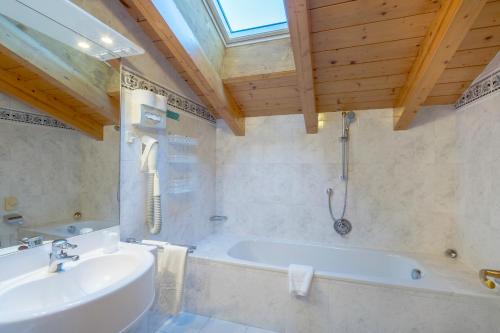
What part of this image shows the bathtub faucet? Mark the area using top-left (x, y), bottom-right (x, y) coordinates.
top-left (479, 269), bottom-right (500, 289)
top-left (48, 239), bottom-right (79, 273)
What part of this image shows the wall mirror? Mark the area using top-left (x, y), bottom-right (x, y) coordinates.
top-left (0, 97), bottom-right (120, 256)
top-left (0, 6), bottom-right (127, 255)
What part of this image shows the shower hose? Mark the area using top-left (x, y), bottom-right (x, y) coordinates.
top-left (328, 133), bottom-right (349, 223)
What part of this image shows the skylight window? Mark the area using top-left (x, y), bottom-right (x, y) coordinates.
top-left (204, 0), bottom-right (289, 45)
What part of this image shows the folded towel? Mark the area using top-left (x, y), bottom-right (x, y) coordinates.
top-left (288, 264), bottom-right (314, 297)
top-left (151, 243), bottom-right (188, 315)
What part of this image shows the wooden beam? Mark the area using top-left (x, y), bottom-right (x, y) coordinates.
top-left (0, 16), bottom-right (119, 125)
top-left (0, 66), bottom-right (103, 140)
top-left (394, 0), bottom-right (487, 130)
top-left (127, 0), bottom-right (245, 135)
top-left (285, 0), bottom-right (318, 134)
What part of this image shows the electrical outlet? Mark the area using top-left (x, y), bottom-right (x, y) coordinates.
top-left (4, 196), bottom-right (18, 211)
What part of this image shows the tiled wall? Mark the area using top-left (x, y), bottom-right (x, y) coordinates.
top-left (216, 108), bottom-right (459, 255)
top-left (0, 93), bottom-right (119, 247)
top-left (456, 92), bottom-right (500, 270)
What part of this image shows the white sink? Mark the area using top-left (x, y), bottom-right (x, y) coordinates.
top-left (0, 245), bottom-right (155, 333)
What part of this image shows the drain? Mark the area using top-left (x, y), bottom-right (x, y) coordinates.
top-left (334, 218), bottom-right (352, 236)
top-left (411, 269), bottom-right (422, 280)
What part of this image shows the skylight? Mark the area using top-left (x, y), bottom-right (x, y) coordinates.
top-left (205, 0), bottom-right (289, 45)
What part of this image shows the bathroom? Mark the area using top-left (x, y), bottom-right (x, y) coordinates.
top-left (0, 0), bottom-right (499, 332)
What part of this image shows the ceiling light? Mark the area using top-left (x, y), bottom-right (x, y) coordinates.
top-left (101, 36), bottom-right (113, 44)
top-left (0, 0), bottom-right (144, 61)
top-left (77, 41), bottom-right (90, 49)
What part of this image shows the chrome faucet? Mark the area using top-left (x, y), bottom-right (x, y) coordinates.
top-left (48, 239), bottom-right (79, 273)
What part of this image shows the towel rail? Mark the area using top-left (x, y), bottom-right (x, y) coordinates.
top-left (125, 238), bottom-right (196, 254)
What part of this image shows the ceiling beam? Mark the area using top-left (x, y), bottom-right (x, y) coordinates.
top-left (0, 15), bottom-right (120, 125)
top-left (127, 0), bottom-right (245, 135)
top-left (0, 65), bottom-right (103, 140)
top-left (285, 0), bottom-right (318, 134)
top-left (393, 0), bottom-right (487, 130)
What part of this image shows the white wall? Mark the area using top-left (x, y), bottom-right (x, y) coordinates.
top-left (456, 92), bottom-right (500, 270)
top-left (216, 108), bottom-right (460, 255)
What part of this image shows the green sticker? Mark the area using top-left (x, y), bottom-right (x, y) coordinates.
top-left (167, 110), bottom-right (180, 121)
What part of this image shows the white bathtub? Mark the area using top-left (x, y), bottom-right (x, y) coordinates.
top-left (190, 234), bottom-right (498, 296)
top-left (185, 235), bottom-right (500, 332)
top-left (228, 240), bottom-right (424, 287)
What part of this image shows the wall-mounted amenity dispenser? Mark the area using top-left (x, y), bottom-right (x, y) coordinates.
top-left (131, 89), bottom-right (167, 130)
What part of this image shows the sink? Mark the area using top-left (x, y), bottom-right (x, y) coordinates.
top-left (0, 244), bottom-right (155, 333)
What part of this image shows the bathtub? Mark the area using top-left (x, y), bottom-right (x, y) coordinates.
top-left (184, 234), bottom-right (500, 332)
top-left (19, 220), bottom-right (117, 240)
top-left (228, 240), bottom-right (424, 287)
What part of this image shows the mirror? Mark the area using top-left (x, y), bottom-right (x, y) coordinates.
top-left (0, 92), bottom-right (120, 255)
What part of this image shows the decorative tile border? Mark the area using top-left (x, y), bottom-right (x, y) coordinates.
top-left (121, 67), bottom-right (216, 124)
top-left (455, 69), bottom-right (500, 109)
top-left (0, 107), bottom-right (74, 130)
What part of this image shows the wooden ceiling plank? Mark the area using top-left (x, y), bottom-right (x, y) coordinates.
top-left (394, 0), bottom-right (487, 130)
top-left (128, 0), bottom-right (245, 135)
top-left (0, 16), bottom-right (119, 125)
top-left (317, 100), bottom-right (394, 112)
top-left (423, 94), bottom-right (462, 105)
top-left (447, 47), bottom-right (500, 68)
top-left (232, 86), bottom-right (299, 102)
top-left (428, 81), bottom-right (472, 96)
top-left (458, 25), bottom-right (500, 50)
top-left (437, 65), bottom-right (485, 84)
top-left (285, 0), bottom-right (318, 133)
top-left (314, 57), bottom-right (414, 83)
top-left (243, 106), bottom-right (302, 117)
top-left (471, 0), bottom-right (500, 29)
top-left (0, 66), bottom-right (103, 140)
top-left (316, 88), bottom-right (400, 106)
top-left (315, 74), bottom-right (407, 95)
top-left (310, 0), bottom-right (441, 33)
top-left (313, 37), bottom-right (423, 69)
top-left (311, 13), bottom-right (435, 52)
top-left (309, 0), bottom-right (356, 10)
top-left (236, 97), bottom-right (301, 110)
top-left (225, 74), bottom-right (298, 92)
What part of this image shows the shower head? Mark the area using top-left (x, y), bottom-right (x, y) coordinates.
top-left (345, 111), bottom-right (356, 126)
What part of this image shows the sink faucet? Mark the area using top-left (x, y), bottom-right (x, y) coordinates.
top-left (48, 239), bottom-right (79, 273)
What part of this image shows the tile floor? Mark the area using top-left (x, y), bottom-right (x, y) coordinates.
top-left (157, 312), bottom-right (277, 333)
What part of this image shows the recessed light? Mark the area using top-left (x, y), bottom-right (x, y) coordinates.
top-left (101, 36), bottom-right (113, 45)
top-left (77, 41), bottom-right (90, 49)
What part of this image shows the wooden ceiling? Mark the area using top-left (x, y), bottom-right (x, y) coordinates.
top-left (123, 0), bottom-right (499, 134)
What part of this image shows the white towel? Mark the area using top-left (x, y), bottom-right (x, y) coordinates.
top-left (288, 264), bottom-right (314, 297)
top-left (150, 243), bottom-right (188, 315)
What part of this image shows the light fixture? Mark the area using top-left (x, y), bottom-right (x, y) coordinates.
top-left (0, 0), bottom-right (144, 61)
top-left (77, 41), bottom-right (90, 49)
top-left (101, 36), bottom-right (113, 45)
